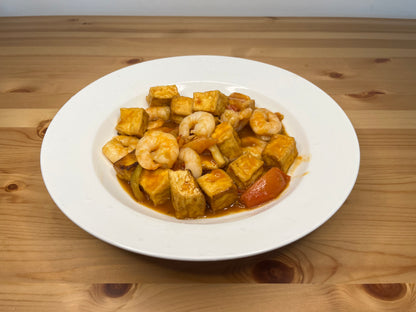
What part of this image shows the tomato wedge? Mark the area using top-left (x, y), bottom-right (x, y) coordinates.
top-left (241, 167), bottom-right (290, 208)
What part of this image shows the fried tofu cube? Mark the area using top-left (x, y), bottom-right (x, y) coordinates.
top-left (211, 122), bottom-right (242, 161)
top-left (113, 151), bottom-right (138, 181)
top-left (139, 168), bottom-right (170, 206)
top-left (102, 135), bottom-right (139, 163)
top-left (146, 85), bottom-right (179, 106)
top-left (241, 136), bottom-right (267, 159)
top-left (227, 153), bottom-right (264, 189)
top-left (197, 169), bottom-right (238, 211)
top-left (193, 90), bottom-right (228, 116)
top-left (169, 170), bottom-right (206, 219)
top-left (262, 134), bottom-right (298, 173)
top-left (171, 96), bottom-right (193, 123)
top-left (116, 108), bottom-right (149, 137)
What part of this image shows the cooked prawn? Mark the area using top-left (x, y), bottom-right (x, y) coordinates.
top-left (208, 144), bottom-right (226, 168)
top-left (146, 106), bottom-right (171, 121)
top-left (179, 111), bottom-right (216, 140)
top-left (136, 131), bottom-right (179, 170)
top-left (228, 92), bottom-right (255, 111)
top-left (220, 110), bottom-right (238, 128)
top-left (147, 119), bottom-right (165, 130)
top-left (237, 107), bottom-right (253, 131)
top-left (146, 106), bottom-right (171, 130)
top-left (179, 147), bottom-right (202, 178)
top-left (221, 107), bottom-right (253, 132)
top-left (249, 108), bottom-right (282, 138)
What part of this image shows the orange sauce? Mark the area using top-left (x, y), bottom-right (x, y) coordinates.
top-left (119, 177), bottom-right (176, 216)
top-left (289, 154), bottom-right (311, 174)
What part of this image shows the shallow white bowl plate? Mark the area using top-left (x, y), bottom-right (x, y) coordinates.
top-left (41, 56), bottom-right (360, 261)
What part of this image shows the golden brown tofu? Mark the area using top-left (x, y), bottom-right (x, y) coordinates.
top-left (240, 136), bottom-right (267, 159)
top-left (113, 151), bottom-right (138, 181)
top-left (197, 169), bottom-right (238, 211)
top-left (171, 95), bottom-right (193, 116)
top-left (170, 96), bottom-right (193, 124)
top-left (116, 108), bottom-right (149, 137)
top-left (193, 90), bottom-right (228, 116)
top-left (102, 135), bottom-right (139, 163)
top-left (227, 153), bottom-right (264, 189)
top-left (139, 168), bottom-right (170, 206)
top-left (146, 85), bottom-right (179, 106)
top-left (169, 170), bottom-right (206, 219)
top-left (211, 122), bottom-right (242, 161)
top-left (262, 134), bottom-right (298, 173)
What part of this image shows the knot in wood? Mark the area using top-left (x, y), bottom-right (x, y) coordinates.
top-left (252, 259), bottom-right (296, 283)
top-left (37, 119), bottom-right (51, 138)
top-left (363, 283), bottom-right (407, 301)
top-left (5, 183), bottom-right (19, 192)
top-left (347, 90), bottom-right (385, 99)
top-left (126, 58), bottom-right (143, 65)
top-left (328, 71), bottom-right (344, 79)
top-left (102, 283), bottom-right (133, 298)
top-left (8, 87), bottom-right (36, 93)
top-left (374, 58), bottom-right (391, 63)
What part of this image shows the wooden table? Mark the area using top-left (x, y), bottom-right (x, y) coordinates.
top-left (1, 16), bottom-right (415, 311)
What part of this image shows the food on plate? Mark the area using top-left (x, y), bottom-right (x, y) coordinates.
top-left (170, 95), bottom-right (193, 123)
top-left (178, 147), bottom-right (202, 179)
top-left (262, 134), bottom-right (298, 173)
top-left (102, 85), bottom-right (298, 219)
top-left (169, 170), bottom-right (206, 219)
top-left (211, 122), bottom-right (242, 161)
top-left (130, 165), bottom-right (146, 202)
top-left (241, 167), bottom-right (290, 208)
top-left (135, 130), bottom-right (179, 170)
top-left (113, 151), bottom-right (138, 181)
top-left (197, 169), bottom-right (238, 212)
top-left (146, 85), bottom-right (179, 106)
top-left (102, 135), bottom-right (139, 163)
top-left (193, 90), bottom-right (228, 116)
top-left (116, 108), bottom-right (149, 137)
top-left (139, 168), bottom-right (171, 206)
top-left (179, 111), bottom-right (216, 140)
top-left (226, 153), bottom-right (264, 189)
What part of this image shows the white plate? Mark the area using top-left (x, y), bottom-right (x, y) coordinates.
top-left (41, 55), bottom-right (359, 261)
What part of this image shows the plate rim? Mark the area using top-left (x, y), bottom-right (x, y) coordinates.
top-left (40, 55), bottom-right (360, 261)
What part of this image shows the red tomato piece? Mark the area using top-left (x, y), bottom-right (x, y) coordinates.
top-left (241, 167), bottom-right (290, 208)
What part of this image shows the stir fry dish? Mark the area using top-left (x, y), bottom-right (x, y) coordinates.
top-left (102, 85), bottom-right (298, 219)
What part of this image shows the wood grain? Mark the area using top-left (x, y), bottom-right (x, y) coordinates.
top-left (0, 283), bottom-right (415, 312)
top-left (0, 16), bottom-right (415, 310)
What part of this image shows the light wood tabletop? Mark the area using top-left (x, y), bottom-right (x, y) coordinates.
top-left (1, 16), bottom-right (415, 311)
